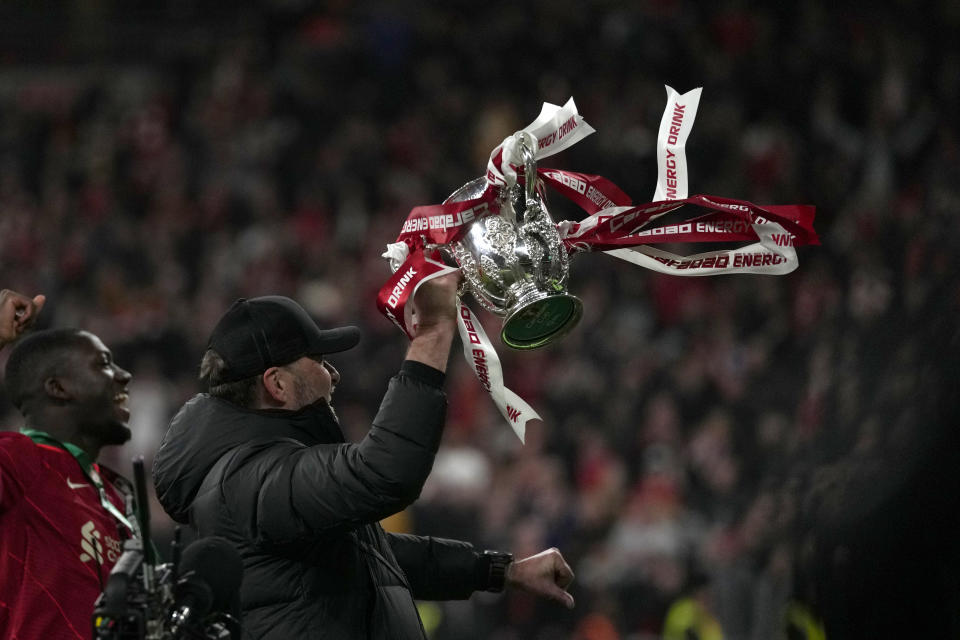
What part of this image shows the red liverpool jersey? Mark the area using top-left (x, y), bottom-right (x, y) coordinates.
top-left (0, 431), bottom-right (132, 640)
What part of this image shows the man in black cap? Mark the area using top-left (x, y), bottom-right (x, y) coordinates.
top-left (152, 274), bottom-right (575, 639)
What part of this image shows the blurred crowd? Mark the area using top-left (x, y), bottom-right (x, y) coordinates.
top-left (1, 1), bottom-right (958, 639)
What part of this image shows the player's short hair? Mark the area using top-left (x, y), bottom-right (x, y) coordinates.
top-left (199, 349), bottom-right (259, 409)
top-left (4, 328), bottom-right (88, 413)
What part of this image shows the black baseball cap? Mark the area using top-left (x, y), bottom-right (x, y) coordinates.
top-left (207, 296), bottom-right (360, 383)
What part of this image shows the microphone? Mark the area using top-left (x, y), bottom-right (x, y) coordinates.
top-left (99, 544), bottom-right (144, 618)
top-left (169, 536), bottom-right (243, 634)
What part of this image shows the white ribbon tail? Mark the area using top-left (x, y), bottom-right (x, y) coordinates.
top-left (456, 301), bottom-right (540, 442)
top-left (487, 97), bottom-right (596, 188)
top-left (495, 389), bottom-right (539, 443)
top-left (653, 85), bottom-right (702, 202)
top-left (522, 97), bottom-right (596, 161)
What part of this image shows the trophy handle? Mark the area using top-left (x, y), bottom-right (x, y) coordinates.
top-left (512, 131), bottom-right (539, 224)
top-left (519, 131), bottom-right (538, 203)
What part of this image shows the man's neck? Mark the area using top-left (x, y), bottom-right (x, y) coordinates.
top-left (23, 416), bottom-right (101, 462)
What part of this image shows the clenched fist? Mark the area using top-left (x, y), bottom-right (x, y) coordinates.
top-left (0, 290), bottom-right (45, 347)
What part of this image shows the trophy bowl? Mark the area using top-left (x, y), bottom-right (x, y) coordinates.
top-left (439, 158), bottom-right (583, 350)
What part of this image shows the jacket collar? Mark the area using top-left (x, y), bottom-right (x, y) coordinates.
top-left (215, 397), bottom-right (346, 446)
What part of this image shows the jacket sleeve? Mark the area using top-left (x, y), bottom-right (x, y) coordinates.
top-left (235, 363), bottom-right (448, 546)
top-left (388, 533), bottom-right (483, 600)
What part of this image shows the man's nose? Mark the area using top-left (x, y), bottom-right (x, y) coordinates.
top-left (114, 364), bottom-right (132, 384)
top-left (324, 361), bottom-right (340, 385)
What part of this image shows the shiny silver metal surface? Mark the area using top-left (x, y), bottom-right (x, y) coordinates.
top-left (437, 134), bottom-right (582, 349)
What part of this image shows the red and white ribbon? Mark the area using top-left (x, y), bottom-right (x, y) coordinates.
top-left (652, 85), bottom-right (702, 202)
top-left (594, 85), bottom-right (819, 274)
top-left (377, 189), bottom-right (503, 338)
top-left (596, 225), bottom-right (798, 275)
top-left (457, 303), bottom-right (540, 442)
top-left (376, 248), bottom-right (459, 339)
top-left (378, 89), bottom-right (818, 440)
top-left (538, 169), bottom-right (633, 215)
top-left (486, 97), bottom-right (595, 189)
top-left (372, 98), bottom-right (593, 440)
top-left (560, 195), bottom-right (817, 274)
top-left (377, 245), bottom-right (542, 440)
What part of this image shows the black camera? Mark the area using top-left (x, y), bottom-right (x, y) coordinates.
top-left (92, 458), bottom-right (242, 640)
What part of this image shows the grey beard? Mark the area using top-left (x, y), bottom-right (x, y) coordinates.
top-left (291, 374), bottom-right (334, 412)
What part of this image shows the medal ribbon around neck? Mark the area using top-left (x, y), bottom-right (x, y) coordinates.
top-left (21, 428), bottom-right (135, 533)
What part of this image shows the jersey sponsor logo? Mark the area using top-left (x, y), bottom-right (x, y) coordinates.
top-left (79, 520), bottom-right (122, 564)
top-left (79, 521), bottom-right (103, 563)
top-left (66, 478), bottom-right (90, 490)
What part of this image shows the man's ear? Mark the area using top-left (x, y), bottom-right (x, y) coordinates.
top-left (43, 376), bottom-right (71, 403)
top-left (261, 367), bottom-right (287, 404)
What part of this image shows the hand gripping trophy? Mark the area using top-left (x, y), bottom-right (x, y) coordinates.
top-left (378, 90), bottom-right (819, 441)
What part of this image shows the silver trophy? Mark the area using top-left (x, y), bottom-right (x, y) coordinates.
top-left (436, 133), bottom-right (582, 350)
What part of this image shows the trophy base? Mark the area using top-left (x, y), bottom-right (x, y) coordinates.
top-left (501, 293), bottom-right (583, 350)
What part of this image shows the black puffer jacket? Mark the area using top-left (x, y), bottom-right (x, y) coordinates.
top-left (152, 361), bottom-right (489, 639)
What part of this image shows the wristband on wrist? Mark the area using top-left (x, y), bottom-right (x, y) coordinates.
top-left (481, 550), bottom-right (513, 593)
